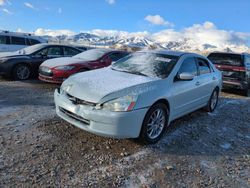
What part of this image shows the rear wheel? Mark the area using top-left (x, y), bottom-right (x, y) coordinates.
top-left (205, 88), bottom-right (219, 112)
top-left (13, 64), bottom-right (31, 80)
top-left (139, 103), bottom-right (169, 144)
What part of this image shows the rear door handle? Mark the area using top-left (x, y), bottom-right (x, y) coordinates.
top-left (195, 82), bottom-right (201, 86)
top-left (213, 76), bottom-right (217, 80)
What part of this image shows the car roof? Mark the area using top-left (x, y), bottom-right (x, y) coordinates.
top-left (208, 51), bottom-right (250, 56)
top-left (139, 50), bottom-right (196, 57)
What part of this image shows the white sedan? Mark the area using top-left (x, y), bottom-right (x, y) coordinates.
top-left (54, 50), bottom-right (222, 144)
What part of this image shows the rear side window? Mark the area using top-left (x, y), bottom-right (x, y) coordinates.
top-left (197, 58), bottom-right (211, 75)
top-left (11, 36), bottom-right (26, 45)
top-left (208, 53), bottom-right (243, 66)
top-left (0, 35), bottom-right (10, 44)
top-left (30, 39), bottom-right (40, 45)
top-left (64, 47), bottom-right (80, 56)
top-left (179, 57), bottom-right (198, 76)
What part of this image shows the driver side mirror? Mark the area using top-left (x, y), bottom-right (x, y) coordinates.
top-left (176, 72), bottom-right (194, 81)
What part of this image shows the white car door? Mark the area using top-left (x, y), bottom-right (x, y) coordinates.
top-left (171, 56), bottom-right (203, 119)
top-left (195, 57), bottom-right (216, 104)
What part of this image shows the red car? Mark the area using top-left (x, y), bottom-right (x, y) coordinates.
top-left (39, 48), bottom-right (129, 84)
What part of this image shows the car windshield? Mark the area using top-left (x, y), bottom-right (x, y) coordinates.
top-left (111, 52), bottom-right (179, 79)
top-left (16, 44), bottom-right (46, 55)
top-left (74, 49), bottom-right (108, 61)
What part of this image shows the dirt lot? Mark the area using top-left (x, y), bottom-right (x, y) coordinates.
top-left (0, 78), bottom-right (249, 187)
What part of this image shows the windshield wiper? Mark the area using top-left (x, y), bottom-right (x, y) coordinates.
top-left (111, 67), bottom-right (148, 77)
top-left (129, 71), bottom-right (148, 77)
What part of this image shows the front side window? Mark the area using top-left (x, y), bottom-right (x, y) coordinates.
top-left (112, 52), bottom-right (178, 79)
top-left (197, 58), bottom-right (211, 75)
top-left (179, 57), bottom-right (198, 76)
top-left (11, 36), bottom-right (26, 45)
top-left (47, 47), bottom-right (62, 56)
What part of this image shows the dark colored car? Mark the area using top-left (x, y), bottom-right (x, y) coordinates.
top-left (0, 44), bottom-right (82, 80)
top-left (207, 52), bottom-right (250, 96)
top-left (39, 48), bottom-right (129, 84)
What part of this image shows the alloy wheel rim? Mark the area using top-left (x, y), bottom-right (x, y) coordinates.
top-left (147, 108), bottom-right (166, 139)
top-left (17, 66), bottom-right (30, 80)
top-left (210, 91), bottom-right (218, 110)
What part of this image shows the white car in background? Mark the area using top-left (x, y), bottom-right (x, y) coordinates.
top-left (54, 50), bottom-right (222, 144)
top-left (0, 30), bottom-right (47, 52)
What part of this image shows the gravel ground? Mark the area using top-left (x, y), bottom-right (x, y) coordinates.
top-left (0, 78), bottom-right (249, 187)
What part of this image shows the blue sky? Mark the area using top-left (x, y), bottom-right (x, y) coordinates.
top-left (0, 0), bottom-right (249, 33)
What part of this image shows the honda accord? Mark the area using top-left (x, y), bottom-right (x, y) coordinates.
top-left (54, 50), bottom-right (222, 144)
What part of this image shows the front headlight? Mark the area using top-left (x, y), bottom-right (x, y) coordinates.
top-left (60, 83), bottom-right (73, 95)
top-left (55, 65), bottom-right (75, 71)
top-left (96, 95), bottom-right (138, 112)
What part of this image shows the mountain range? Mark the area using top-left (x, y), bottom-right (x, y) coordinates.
top-left (42, 32), bottom-right (250, 54)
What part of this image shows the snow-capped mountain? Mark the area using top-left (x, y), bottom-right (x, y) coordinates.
top-left (44, 32), bottom-right (250, 53)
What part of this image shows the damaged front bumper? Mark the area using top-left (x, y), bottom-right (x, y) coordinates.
top-left (54, 89), bottom-right (148, 138)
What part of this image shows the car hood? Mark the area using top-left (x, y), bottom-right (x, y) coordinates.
top-left (42, 57), bottom-right (88, 68)
top-left (0, 51), bottom-right (28, 59)
top-left (62, 67), bottom-right (159, 103)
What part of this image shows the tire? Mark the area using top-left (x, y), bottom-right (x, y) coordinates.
top-left (139, 103), bottom-right (169, 144)
top-left (13, 64), bottom-right (31, 80)
top-left (205, 88), bottom-right (219, 112)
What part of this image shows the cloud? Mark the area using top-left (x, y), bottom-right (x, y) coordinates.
top-left (58, 7), bottom-right (62, 14)
top-left (0, 0), bottom-right (11, 6)
top-left (152, 21), bottom-right (250, 48)
top-left (24, 2), bottom-right (37, 10)
top-left (145, 15), bottom-right (174, 27)
top-left (0, 0), bottom-right (5, 6)
top-left (2, 8), bottom-right (13, 15)
top-left (105, 0), bottom-right (115, 5)
top-left (34, 28), bottom-right (76, 37)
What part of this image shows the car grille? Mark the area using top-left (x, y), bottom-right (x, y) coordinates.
top-left (66, 93), bottom-right (96, 106)
top-left (59, 107), bottom-right (90, 125)
top-left (39, 66), bottom-right (53, 77)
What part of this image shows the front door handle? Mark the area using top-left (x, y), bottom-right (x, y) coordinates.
top-left (195, 81), bottom-right (201, 86)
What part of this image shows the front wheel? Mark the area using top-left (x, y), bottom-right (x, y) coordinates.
top-left (205, 89), bottom-right (219, 112)
top-left (139, 103), bottom-right (169, 144)
top-left (13, 64), bottom-right (31, 80)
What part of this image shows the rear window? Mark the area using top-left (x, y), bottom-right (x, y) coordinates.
top-left (30, 39), bottom-right (40, 45)
top-left (207, 53), bottom-right (243, 66)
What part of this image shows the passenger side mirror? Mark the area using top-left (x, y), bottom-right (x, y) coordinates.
top-left (176, 72), bottom-right (194, 81)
